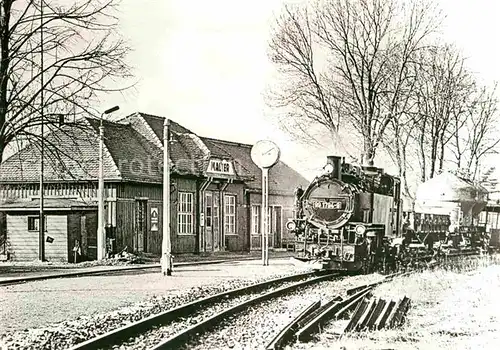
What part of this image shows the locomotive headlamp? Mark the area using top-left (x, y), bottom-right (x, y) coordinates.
top-left (286, 220), bottom-right (297, 231)
top-left (355, 225), bottom-right (366, 235)
top-left (324, 163), bottom-right (334, 174)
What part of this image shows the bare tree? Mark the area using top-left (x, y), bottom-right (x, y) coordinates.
top-left (386, 43), bottom-right (499, 196)
top-left (0, 0), bottom-right (132, 163)
top-left (383, 110), bottom-right (421, 199)
top-left (267, 6), bottom-right (341, 149)
top-left (268, 0), bottom-right (441, 165)
top-left (411, 45), bottom-right (474, 182)
top-left (449, 84), bottom-right (500, 179)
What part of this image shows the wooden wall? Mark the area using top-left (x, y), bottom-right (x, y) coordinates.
top-left (248, 192), bottom-right (295, 250)
top-left (6, 213), bottom-right (69, 262)
top-left (118, 182), bottom-right (162, 201)
top-left (224, 182), bottom-right (247, 251)
top-left (6, 215), bottom-right (38, 261)
top-left (200, 181), bottom-right (248, 252)
top-left (114, 179), bottom-right (199, 255)
top-left (0, 182), bottom-right (117, 201)
top-left (172, 178), bottom-right (198, 253)
top-left (0, 211), bottom-right (5, 254)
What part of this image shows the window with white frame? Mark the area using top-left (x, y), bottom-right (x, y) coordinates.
top-left (224, 195), bottom-right (236, 234)
top-left (106, 201), bottom-right (117, 227)
top-left (251, 205), bottom-right (260, 234)
top-left (178, 192), bottom-right (194, 234)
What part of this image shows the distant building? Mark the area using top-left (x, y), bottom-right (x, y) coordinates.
top-left (479, 191), bottom-right (500, 230)
top-left (0, 113), bottom-right (308, 261)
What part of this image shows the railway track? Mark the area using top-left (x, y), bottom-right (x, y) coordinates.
top-left (263, 259), bottom-right (479, 350)
top-left (264, 272), bottom-right (402, 350)
top-left (66, 270), bottom-right (337, 350)
top-left (152, 272), bottom-right (339, 350)
top-left (64, 253), bottom-right (485, 350)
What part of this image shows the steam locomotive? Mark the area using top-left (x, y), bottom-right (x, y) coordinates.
top-left (286, 156), bottom-right (487, 273)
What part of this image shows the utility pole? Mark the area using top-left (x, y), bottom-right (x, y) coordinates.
top-left (97, 106), bottom-right (119, 260)
top-left (39, 0), bottom-right (45, 261)
top-left (97, 120), bottom-right (105, 260)
top-left (161, 118), bottom-right (172, 275)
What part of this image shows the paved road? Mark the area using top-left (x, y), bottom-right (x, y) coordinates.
top-left (0, 258), bottom-right (306, 334)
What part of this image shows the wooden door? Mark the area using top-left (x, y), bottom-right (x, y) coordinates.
top-left (205, 192), bottom-right (213, 251)
top-left (213, 192), bottom-right (220, 251)
top-left (135, 200), bottom-right (147, 252)
top-left (273, 206), bottom-right (282, 248)
top-left (44, 215), bottom-right (68, 262)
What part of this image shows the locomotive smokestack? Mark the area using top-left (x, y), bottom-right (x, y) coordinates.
top-left (326, 156), bottom-right (342, 180)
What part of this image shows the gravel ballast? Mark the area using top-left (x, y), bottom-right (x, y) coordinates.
top-left (0, 260), bottom-right (311, 350)
top-left (182, 274), bottom-right (384, 350)
top-left (306, 255), bottom-right (500, 350)
top-left (115, 278), bottom-right (315, 350)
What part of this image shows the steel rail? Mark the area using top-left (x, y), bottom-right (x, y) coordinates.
top-left (295, 286), bottom-right (373, 342)
top-left (266, 251), bottom-right (489, 349)
top-left (346, 271), bottom-right (409, 296)
top-left (149, 273), bottom-right (339, 350)
top-left (265, 300), bottom-right (321, 350)
top-left (66, 270), bottom-right (328, 350)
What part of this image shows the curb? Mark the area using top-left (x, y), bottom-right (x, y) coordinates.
top-left (0, 256), bottom-right (268, 286)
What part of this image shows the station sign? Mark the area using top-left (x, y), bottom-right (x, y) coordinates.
top-left (151, 207), bottom-right (159, 232)
top-left (206, 158), bottom-right (235, 176)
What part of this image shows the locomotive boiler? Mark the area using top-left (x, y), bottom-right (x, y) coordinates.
top-left (286, 156), bottom-right (402, 272)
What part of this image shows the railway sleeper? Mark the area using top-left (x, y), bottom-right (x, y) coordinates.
top-left (344, 296), bottom-right (412, 333)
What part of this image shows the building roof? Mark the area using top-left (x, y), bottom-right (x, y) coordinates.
top-left (0, 120), bottom-right (121, 183)
top-left (415, 172), bottom-right (488, 217)
top-left (121, 112), bottom-right (207, 177)
top-left (86, 118), bottom-right (164, 183)
top-left (0, 112), bottom-right (309, 195)
top-left (200, 137), bottom-right (309, 195)
top-left (0, 118), bottom-right (167, 184)
top-left (416, 172), bottom-right (489, 203)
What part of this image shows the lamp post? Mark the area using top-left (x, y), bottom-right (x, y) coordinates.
top-left (97, 105), bottom-right (120, 261)
top-left (161, 118), bottom-right (172, 276)
top-left (38, 0), bottom-right (45, 261)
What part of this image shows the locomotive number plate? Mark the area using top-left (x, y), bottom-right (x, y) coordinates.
top-left (311, 201), bottom-right (343, 209)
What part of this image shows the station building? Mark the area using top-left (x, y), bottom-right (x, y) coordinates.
top-left (0, 113), bottom-right (308, 262)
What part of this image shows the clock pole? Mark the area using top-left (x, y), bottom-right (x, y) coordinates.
top-left (250, 140), bottom-right (280, 267)
top-left (261, 167), bottom-right (269, 266)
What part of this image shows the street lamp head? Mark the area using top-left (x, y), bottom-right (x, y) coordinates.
top-left (104, 106), bottom-right (120, 115)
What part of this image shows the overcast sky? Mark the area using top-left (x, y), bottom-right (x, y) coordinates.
top-left (99, 0), bottom-right (500, 180)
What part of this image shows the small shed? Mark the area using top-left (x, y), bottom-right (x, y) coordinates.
top-left (0, 198), bottom-right (97, 262)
